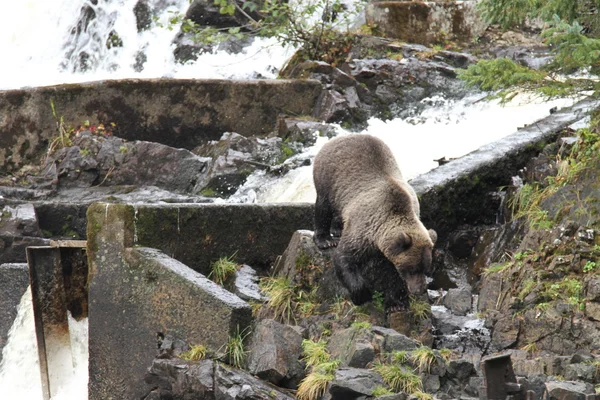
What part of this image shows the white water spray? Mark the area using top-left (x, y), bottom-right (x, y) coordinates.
top-left (0, 0), bottom-right (295, 90)
top-left (0, 288), bottom-right (89, 399)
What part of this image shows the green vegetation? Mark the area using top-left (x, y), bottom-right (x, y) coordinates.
top-left (260, 276), bottom-right (297, 323)
top-left (179, 344), bottom-right (207, 361)
top-left (483, 261), bottom-right (511, 276)
top-left (373, 362), bottom-right (422, 393)
top-left (301, 339), bottom-right (330, 367)
top-left (351, 321), bottom-right (372, 330)
top-left (584, 260), bottom-right (599, 273)
top-left (409, 296), bottom-right (432, 321)
top-left (48, 99), bottom-right (74, 155)
top-left (391, 350), bottom-right (409, 365)
top-left (372, 291), bottom-right (385, 311)
top-left (224, 325), bottom-right (250, 368)
top-left (411, 346), bottom-right (437, 373)
top-left (297, 339), bottom-right (340, 400)
top-left (259, 276), bottom-right (319, 323)
top-left (509, 127), bottom-right (600, 230)
top-left (159, 0), bottom-right (366, 66)
top-left (438, 348), bottom-right (453, 363)
top-left (372, 386), bottom-right (394, 397)
top-left (460, 0), bottom-right (600, 101)
top-left (521, 341), bottom-right (538, 354)
top-left (208, 253), bottom-right (239, 286)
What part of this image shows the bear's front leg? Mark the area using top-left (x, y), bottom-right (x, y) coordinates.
top-left (314, 194), bottom-right (339, 249)
top-left (333, 246), bottom-right (372, 305)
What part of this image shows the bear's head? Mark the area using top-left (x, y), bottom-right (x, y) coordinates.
top-left (378, 221), bottom-right (437, 296)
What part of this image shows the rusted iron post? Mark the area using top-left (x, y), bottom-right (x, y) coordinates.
top-left (27, 246), bottom-right (73, 400)
top-left (27, 241), bottom-right (88, 400)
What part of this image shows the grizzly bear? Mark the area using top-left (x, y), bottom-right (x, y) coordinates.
top-left (313, 134), bottom-right (437, 311)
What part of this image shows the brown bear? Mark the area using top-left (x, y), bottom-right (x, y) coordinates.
top-left (312, 134), bottom-right (437, 311)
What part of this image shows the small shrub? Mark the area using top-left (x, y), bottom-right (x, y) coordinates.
top-left (301, 339), bottom-right (330, 368)
top-left (372, 291), bottom-right (385, 311)
top-left (438, 348), bottom-right (453, 363)
top-left (208, 253), bottom-right (238, 286)
top-left (584, 261), bottom-right (598, 273)
top-left (224, 325), bottom-right (250, 368)
top-left (179, 344), bottom-right (207, 361)
top-left (374, 363), bottom-right (422, 394)
top-left (297, 361), bottom-right (339, 400)
top-left (413, 390), bottom-right (434, 400)
top-left (411, 346), bottom-right (436, 373)
top-left (297, 340), bottom-right (339, 400)
top-left (260, 276), bottom-right (296, 323)
top-left (521, 342), bottom-right (538, 354)
top-left (410, 297), bottom-right (431, 321)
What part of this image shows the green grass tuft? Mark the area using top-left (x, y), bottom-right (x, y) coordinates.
top-left (208, 253), bottom-right (238, 286)
top-left (179, 344), bottom-right (207, 361)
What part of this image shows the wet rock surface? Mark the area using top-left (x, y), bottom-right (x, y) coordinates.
top-left (246, 319), bottom-right (305, 388)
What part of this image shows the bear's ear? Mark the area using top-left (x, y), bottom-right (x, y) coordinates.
top-left (428, 229), bottom-right (437, 245)
top-left (391, 232), bottom-right (412, 254)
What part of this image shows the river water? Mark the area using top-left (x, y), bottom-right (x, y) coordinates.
top-left (0, 0), bottom-right (576, 398)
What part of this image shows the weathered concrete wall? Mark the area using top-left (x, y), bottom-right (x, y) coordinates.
top-left (132, 203), bottom-right (314, 275)
top-left (0, 78), bottom-right (323, 173)
top-left (87, 204), bottom-right (252, 400)
top-left (0, 263), bottom-right (29, 364)
top-left (366, 1), bottom-right (488, 46)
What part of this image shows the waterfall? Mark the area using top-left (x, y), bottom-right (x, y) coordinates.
top-left (0, 0), bottom-right (295, 90)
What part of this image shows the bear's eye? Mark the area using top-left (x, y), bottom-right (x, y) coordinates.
top-left (393, 232), bottom-right (412, 253)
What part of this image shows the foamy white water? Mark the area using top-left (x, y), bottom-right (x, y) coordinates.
top-left (0, 288), bottom-right (88, 399)
top-left (228, 93), bottom-right (576, 203)
top-left (0, 289), bottom-right (43, 398)
top-left (0, 0), bottom-right (295, 89)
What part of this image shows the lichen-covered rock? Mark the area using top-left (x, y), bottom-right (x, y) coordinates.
top-left (327, 368), bottom-right (384, 398)
top-left (245, 319), bottom-right (305, 388)
top-left (372, 325), bottom-right (419, 353)
top-left (327, 326), bottom-right (376, 368)
top-left (275, 230), bottom-right (349, 303)
top-left (43, 132), bottom-right (212, 194)
top-left (214, 362), bottom-right (295, 400)
top-left (544, 380), bottom-right (595, 400)
top-left (193, 132), bottom-right (299, 197)
top-left (144, 358), bottom-right (215, 399)
top-left (233, 265), bottom-right (265, 302)
top-left (442, 288), bottom-right (473, 316)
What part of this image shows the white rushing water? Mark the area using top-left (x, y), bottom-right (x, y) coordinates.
top-left (0, 0), bottom-right (295, 89)
top-left (0, 288), bottom-right (89, 398)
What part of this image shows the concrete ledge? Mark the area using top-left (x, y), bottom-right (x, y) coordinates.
top-left (131, 202), bottom-right (314, 275)
top-left (0, 263), bottom-right (29, 364)
top-left (411, 97), bottom-right (600, 239)
top-left (0, 78), bottom-right (323, 173)
top-left (87, 203), bottom-right (253, 400)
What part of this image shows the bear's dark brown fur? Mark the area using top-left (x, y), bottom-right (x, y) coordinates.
top-left (313, 134), bottom-right (436, 311)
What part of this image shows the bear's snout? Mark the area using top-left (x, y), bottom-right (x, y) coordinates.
top-left (402, 272), bottom-right (427, 295)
